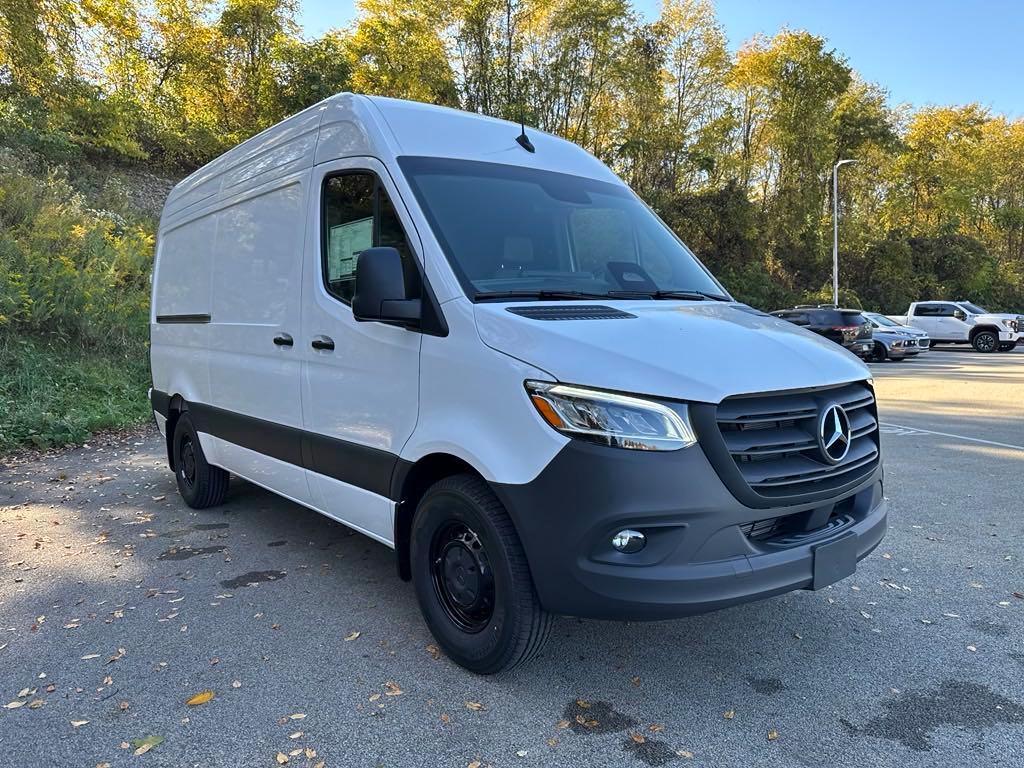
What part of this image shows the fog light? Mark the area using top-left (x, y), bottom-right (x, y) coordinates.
top-left (611, 529), bottom-right (646, 554)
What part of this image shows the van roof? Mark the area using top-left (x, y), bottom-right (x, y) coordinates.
top-left (163, 93), bottom-right (619, 225)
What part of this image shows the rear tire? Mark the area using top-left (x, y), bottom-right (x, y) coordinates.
top-left (172, 413), bottom-right (229, 509)
top-left (972, 330), bottom-right (999, 353)
top-left (410, 474), bottom-right (552, 674)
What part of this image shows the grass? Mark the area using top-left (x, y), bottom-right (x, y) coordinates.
top-left (0, 334), bottom-right (151, 453)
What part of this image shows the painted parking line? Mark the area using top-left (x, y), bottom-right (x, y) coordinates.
top-left (879, 421), bottom-right (1024, 452)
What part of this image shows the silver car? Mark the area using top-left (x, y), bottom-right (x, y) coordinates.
top-left (864, 312), bottom-right (930, 358)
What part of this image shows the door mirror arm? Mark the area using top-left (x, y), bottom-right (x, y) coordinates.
top-left (352, 247), bottom-right (421, 329)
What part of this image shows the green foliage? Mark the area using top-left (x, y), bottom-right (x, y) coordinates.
top-left (0, 155), bottom-right (152, 346)
top-left (0, 335), bottom-right (150, 451)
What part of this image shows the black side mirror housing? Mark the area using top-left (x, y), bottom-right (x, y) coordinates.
top-left (352, 247), bottom-right (421, 328)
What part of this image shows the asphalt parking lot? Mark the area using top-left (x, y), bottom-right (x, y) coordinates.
top-left (2, 346), bottom-right (1023, 768)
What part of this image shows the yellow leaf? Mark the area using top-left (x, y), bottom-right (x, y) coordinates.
top-left (185, 690), bottom-right (214, 706)
top-left (275, 753), bottom-right (289, 765)
top-left (304, 748), bottom-right (316, 759)
top-left (576, 699), bottom-right (591, 709)
top-left (723, 709), bottom-right (735, 720)
top-left (767, 729), bottom-right (779, 741)
top-left (344, 631), bottom-right (360, 641)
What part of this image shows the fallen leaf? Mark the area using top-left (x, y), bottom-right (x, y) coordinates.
top-left (648, 723), bottom-right (664, 732)
top-left (185, 690), bottom-right (214, 706)
top-left (860, 611), bottom-right (873, 620)
top-left (287, 713), bottom-right (306, 720)
top-left (70, 719), bottom-right (89, 727)
top-left (546, 738), bottom-right (558, 747)
top-left (80, 654), bottom-right (100, 660)
top-left (289, 732), bottom-right (303, 740)
top-left (767, 729), bottom-right (779, 741)
top-left (4, 701), bottom-right (25, 709)
top-left (468, 762), bottom-right (481, 768)
top-left (516, 749), bottom-right (528, 757)
top-left (630, 676), bottom-right (641, 686)
top-left (132, 735), bottom-right (164, 756)
top-left (465, 701), bottom-right (485, 711)
top-left (676, 750), bottom-right (695, 758)
top-left (28, 699), bottom-right (44, 709)
top-left (723, 710), bottom-right (735, 720)
top-left (441, 713), bottom-right (451, 724)
top-left (967, 645), bottom-right (977, 652)
top-left (343, 631), bottom-right (360, 642)
top-left (288, 748), bottom-right (302, 757)
top-left (629, 732), bottom-right (646, 744)
top-left (231, 680), bottom-right (241, 689)
top-left (576, 699), bottom-right (591, 709)
top-left (426, 644), bottom-right (441, 660)
top-left (304, 748), bottom-right (316, 759)
top-left (383, 681), bottom-right (403, 696)
top-left (555, 719), bottom-right (570, 730)
top-left (275, 753), bottom-right (289, 765)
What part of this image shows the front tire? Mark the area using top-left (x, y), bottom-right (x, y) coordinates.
top-left (871, 342), bottom-right (888, 362)
top-left (172, 413), bottom-right (229, 509)
top-left (998, 341), bottom-right (1017, 352)
top-left (410, 474), bottom-right (552, 674)
top-left (972, 330), bottom-right (999, 353)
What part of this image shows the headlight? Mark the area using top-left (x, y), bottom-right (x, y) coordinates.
top-left (892, 340), bottom-right (903, 347)
top-left (525, 381), bottom-right (697, 451)
top-left (1002, 319), bottom-right (1014, 329)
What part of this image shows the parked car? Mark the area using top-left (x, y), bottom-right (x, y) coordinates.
top-left (889, 301), bottom-right (1022, 352)
top-left (149, 93), bottom-right (887, 674)
top-left (771, 306), bottom-right (874, 359)
top-left (862, 312), bottom-right (930, 359)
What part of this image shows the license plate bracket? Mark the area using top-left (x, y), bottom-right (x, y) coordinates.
top-left (811, 534), bottom-right (858, 590)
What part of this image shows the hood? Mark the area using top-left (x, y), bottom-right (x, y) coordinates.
top-left (474, 301), bottom-right (870, 404)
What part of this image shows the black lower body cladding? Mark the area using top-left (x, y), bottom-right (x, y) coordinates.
top-left (492, 440), bottom-right (886, 621)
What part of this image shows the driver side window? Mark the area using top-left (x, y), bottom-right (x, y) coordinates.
top-left (322, 172), bottom-right (416, 304)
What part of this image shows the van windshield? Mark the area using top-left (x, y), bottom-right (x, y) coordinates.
top-left (397, 156), bottom-right (729, 301)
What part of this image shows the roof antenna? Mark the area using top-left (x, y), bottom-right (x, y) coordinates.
top-left (515, 110), bottom-right (534, 153)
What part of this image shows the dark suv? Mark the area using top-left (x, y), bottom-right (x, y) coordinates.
top-left (771, 306), bottom-right (873, 358)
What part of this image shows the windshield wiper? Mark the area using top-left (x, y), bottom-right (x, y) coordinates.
top-left (606, 289), bottom-right (731, 302)
top-left (473, 290), bottom-right (611, 302)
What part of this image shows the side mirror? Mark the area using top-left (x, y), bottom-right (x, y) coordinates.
top-left (953, 309), bottom-right (967, 321)
top-left (351, 247), bottom-right (420, 328)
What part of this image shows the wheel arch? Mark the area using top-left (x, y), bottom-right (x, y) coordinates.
top-left (391, 452), bottom-right (484, 581)
top-left (969, 324), bottom-right (1000, 340)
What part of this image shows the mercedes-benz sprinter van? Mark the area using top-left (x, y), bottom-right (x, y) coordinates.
top-left (149, 94), bottom-right (886, 674)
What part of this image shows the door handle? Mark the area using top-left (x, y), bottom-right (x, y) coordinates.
top-left (273, 333), bottom-right (294, 347)
top-left (311, 336), bottom-right (335, 351)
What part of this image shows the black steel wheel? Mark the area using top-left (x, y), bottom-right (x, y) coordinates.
top-left (410, 474), bottom-right (552, 674)
top-left (172, 412), bottom-right (229, 509)
top-left (430, 522), bottom-right (495, 633)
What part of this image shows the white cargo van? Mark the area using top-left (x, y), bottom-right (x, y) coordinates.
top-left (150, 94), bottom-right (887, 673)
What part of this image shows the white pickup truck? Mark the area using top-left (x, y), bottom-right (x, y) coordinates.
top-left (888, 301), bottom-right (1022, 352)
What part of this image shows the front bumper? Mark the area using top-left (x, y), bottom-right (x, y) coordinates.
top-left (493, 440), bottom-right (886, 621)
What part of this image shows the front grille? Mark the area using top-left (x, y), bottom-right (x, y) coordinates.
top-left (714, 381), bottom-right (879, 500)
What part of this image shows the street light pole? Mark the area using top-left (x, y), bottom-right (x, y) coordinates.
top-left (832, 159), bottom-right (857, 306)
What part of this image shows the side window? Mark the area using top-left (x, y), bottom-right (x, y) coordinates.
top-left (324, 173), bottom-right (374, 303)
top-left (937, 304), bottom-right (958, 317)
top-left (322, 172), bottom-right (416, 304)
top-left (913, 304), bottom-right (935, 316)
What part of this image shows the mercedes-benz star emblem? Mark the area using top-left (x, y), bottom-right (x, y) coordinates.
top-left (818, 404), bottom-right (851, 464)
